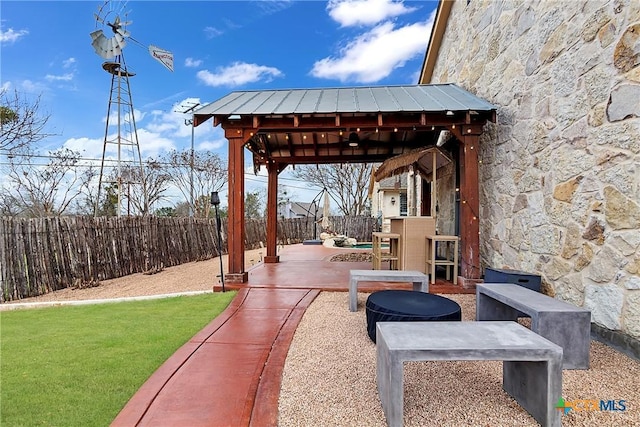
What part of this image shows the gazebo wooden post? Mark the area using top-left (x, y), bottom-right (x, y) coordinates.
top-left (458, 131), bottom-right (482, 285)
top-left (264, 161), bottom-right (280, 263)
top-left (225, 132), bottom-right (248, 283)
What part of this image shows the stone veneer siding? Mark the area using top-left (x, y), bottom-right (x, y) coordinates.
top-left (428, 0), bottom-right (640, 341)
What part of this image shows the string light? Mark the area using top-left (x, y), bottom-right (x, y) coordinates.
top-left (393, 127), bottom-right (398, 132)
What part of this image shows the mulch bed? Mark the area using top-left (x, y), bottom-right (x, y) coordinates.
top-left (329, 252), bottom-right (373, 262)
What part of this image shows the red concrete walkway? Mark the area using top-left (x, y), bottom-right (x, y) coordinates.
top-left (112, 244), bottom-right (472, 426)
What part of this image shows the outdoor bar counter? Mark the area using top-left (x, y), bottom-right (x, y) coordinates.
top-left (389, 216), bottom-right (435, 273)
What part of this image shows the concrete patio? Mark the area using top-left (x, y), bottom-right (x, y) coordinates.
top-left (112, 244), bottom-right (471, 426)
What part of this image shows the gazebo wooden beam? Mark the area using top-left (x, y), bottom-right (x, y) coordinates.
top-left (451, 126), bottom-right (482, 285)
top-left (264, 161), bottom-right (280, 264)
top-left (223, 129), bottom-right (248, 283)
top-left (213, 113), bottom-right (493, 131)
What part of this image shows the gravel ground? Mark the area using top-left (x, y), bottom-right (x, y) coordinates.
top-left (2, 249), bottom-right (265, 305)
top-left (278, 292), bottom-right (640, 427)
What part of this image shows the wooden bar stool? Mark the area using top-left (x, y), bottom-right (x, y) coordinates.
top-left (425, 235), bottom-right (459, 284)
top-left (372, 232), bottom-right (400, 270)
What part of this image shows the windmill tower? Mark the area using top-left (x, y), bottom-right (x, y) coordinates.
top-left (90, 0), bottom-right (173, 217)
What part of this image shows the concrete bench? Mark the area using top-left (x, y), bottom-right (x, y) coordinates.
top-left (376, 321), bottom-right (562, 427)
top-left (348, 270), bottom-right (428, 312)
top-left (476, 283), bottom-right (591, 369)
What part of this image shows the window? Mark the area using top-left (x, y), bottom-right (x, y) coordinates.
top-left (400, 192), bottom-right (408, 216)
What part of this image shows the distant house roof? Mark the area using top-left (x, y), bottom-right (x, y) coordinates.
top-left (288, 202), bottom-right (317, 216)
top-left (378, 175), bottom-right (407, 190)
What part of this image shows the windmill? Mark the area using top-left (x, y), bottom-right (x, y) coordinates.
top-left (90, 0), bottom-right (173, 217)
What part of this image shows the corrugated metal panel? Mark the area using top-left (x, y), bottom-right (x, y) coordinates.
top-left (195, 84), bottom-right (496, 117)
top-left (296, 90), bottom-right (321, 113)
top-left (316, 88), bottom-right (339, 113)
top-left (354, 87), bottom-right (378, 111)
top-left (232, 90), bottom-right (276, 114)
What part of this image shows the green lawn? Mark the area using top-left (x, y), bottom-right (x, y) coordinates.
top-left (0, 292), bottom-right (237, 426)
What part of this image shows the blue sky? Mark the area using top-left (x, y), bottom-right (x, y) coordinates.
top-left (1, 0), bottom-right (437, 207)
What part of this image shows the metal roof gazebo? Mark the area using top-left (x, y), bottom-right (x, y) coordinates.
top-left (194, 84), bottom-right (496, 284)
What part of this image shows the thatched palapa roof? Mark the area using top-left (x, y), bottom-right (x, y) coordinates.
top-left (373, 146), bottom-right (453, 181)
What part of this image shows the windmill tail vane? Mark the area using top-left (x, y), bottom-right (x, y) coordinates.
top-left (149, 45), bottom-right (174, 72)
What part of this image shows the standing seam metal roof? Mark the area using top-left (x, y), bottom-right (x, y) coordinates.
top-left (194, 84), bottom-right (496, 117)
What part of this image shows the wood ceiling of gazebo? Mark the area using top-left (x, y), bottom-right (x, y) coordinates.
top-left (193, 84), bottom-right (496, 170)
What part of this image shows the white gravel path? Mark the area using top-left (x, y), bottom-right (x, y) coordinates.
top-left (278, 291), bottom-right (640, 427)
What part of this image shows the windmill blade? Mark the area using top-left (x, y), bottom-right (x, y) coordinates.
top-left (114, 32), bottom-right (127, 50)
top-left (149, 45), bottom-right (174, 72)
top-left (116, 28), bottom-right (130, 38)
top-left (90, 29), bottom-right (124, 59)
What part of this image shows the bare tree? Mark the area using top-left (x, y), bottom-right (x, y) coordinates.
top-left (5, 148), bottom-right (93, 217)
top-left (161, 150), bottom-right (227, 218)
top-left (109, 159), bottom-right (172, 215)
top-left (292, 163), bottom-right (372, 216)
top-left (0, 89), bottom-right (54, 152)
top-left (0, 191), bottom-right (23, 217)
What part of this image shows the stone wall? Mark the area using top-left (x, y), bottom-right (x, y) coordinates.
top-left (428, 0), bottom-right (640, 340)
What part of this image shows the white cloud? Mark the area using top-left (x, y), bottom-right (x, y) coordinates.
top-left (185, 57), bottom-right (203, 68)
top-left (104, 109), bottom-right (146, 126)
top-left (204, 26), bottom-right (223, 39)
top-left (1, 81), bottom-right (12, 91)
top-left (63, 137), bottom-right (103, 159)
top-left (197, 62), bottom-right (283, 87)
top-left (0, 28), bottom-right (29, 44)
top-left (45, 73), bottom-right (74, 82)
top-left (198, 138), bottom-right (225, 151)
top-left (310, 19), bottom-right (433, 83)
top-left (327, 0), bottom-right (415, 27)
top-left (63, 58), bottom-right (76, 68)
top-left (20, 79), bottom-right (47, 93)
top-left (137, 128), bottom-right (177, 158)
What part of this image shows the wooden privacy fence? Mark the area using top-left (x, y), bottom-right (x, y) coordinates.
top-left (0, 215), bottom-right (376, 301)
